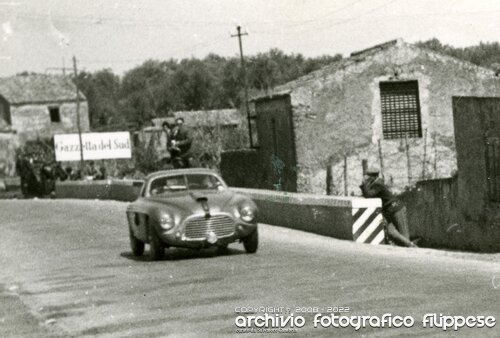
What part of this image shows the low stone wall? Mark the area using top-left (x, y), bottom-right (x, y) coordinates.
top-left (230, 188), bottom-right (383, 242)
top-left (400, 176), bottom-right (500, 252)
top-left (109, 180), bottom-right (145, 201)
top-left (55, 180), bottom-right (143, 201)
top-left (48, 176), bottom-right (500, 252)
top-left (1, 176), bottom-right (20, 191)
top-left (53, 177), bottom-right (500, 252)
top-left (54, 180), bottom-right (383, 243)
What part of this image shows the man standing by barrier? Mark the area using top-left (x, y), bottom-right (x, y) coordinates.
top-left (360, 168), bottom-right (417, 248)
top-left (169, 117), bottom-right (195, 168)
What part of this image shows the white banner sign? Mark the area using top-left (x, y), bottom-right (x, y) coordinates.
top-left (54, 132), bottom-right (132, 161)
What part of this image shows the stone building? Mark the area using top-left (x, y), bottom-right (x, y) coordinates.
top-left (0, 74), bottom-right (89, 176)
top-left (234, 39), bottom-right (500, 194)
top-left (0, 74), bottom-right (89, 142)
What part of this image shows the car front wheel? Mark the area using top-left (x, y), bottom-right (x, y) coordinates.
top-left (129, 226), bottom-right (145, 256)
top-left (149, 226), bottom-right (165, 261)
top-left (243, 229), bottom-right (258, 253)
top-left (216, 244), bottom-right (229, 255)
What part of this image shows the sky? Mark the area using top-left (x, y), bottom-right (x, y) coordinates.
top-left (0, 0), bottom-right (499, 77)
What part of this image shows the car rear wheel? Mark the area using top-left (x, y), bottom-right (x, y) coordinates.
top-left (149, 226), bottom-right (165, 261)
top-left (243, 229), bottom-right (258, 253)
top-left (129, 226), bottom-right (145, 256)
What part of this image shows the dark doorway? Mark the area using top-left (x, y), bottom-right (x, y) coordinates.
top-left (255, 95), bottom-right (297, 192)
top-left (0, 95), bottom-right (10, 125)
top-left (453, 96), bottom-right (500, 215)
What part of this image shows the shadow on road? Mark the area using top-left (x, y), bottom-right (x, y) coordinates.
top-left (120, 246), bottom-right (246, 262)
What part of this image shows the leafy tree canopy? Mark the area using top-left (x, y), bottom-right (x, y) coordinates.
top-left (76, 39), bottom-right (500, 130)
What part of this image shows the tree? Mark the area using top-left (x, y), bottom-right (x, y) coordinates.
top-left (75, 49), bottom-right (347, 131)
top-left (416, 38), bottom-right (500, 69)
top-left (172, 58), bottom-right (215, 110)
top-left (120, 59), bottom-right (178, 127)
top-left (75, 69), bottom-right (125, 131)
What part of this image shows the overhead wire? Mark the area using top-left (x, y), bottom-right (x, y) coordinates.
top-left (254, 0), bottom-right (399, 36)
top-left (3, 0), bottom-right (500, 67)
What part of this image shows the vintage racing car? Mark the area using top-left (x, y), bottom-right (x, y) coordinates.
top-left (126, 169), bottom-right (258, 260)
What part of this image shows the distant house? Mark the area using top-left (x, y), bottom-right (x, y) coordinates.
top-left (0, 74), bottom-right (90, 142)
top-left (222, 39), bottom-right (500, 194)
top-left (0, 74), bottom-right (89, 177)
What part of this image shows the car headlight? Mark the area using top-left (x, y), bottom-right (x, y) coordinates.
top-left (159, 213), bottom-right (175, 230)
top-left (239, 205), bottom-right (256, 223)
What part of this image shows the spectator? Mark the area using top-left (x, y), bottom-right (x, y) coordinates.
top-left (65, 166), bottom-right (73, 179)
top-left (82, 161), bottom-right (99, 179)
top-left (360, 168), bottom-right (417, 248)
top-left (169, 117), bottom-right (194, 168)
top-left (95, 166), bottom-right (106, 180)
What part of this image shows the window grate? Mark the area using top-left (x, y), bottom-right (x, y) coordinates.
top-left (380, 81), bottom-right (422, 139)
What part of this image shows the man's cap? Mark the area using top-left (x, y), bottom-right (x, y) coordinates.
top-left (365, 167), bottom-right (379, 176)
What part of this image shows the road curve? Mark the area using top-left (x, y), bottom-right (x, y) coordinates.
top-left (1, 199), bottom-right (500, 337)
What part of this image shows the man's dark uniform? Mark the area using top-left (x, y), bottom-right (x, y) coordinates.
top-left (170, 124), bottom-right (193, 167)
top-left (360, 172), bottom-right (415, 247)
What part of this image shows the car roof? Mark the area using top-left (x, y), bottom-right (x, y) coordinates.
top-left (145, 168), bottom-right (220, 180)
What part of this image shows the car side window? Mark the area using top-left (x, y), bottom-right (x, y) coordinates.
top-left (149, 175), bottom-right (187, 196)
top-left (186, 174), bottom-right (225, 190)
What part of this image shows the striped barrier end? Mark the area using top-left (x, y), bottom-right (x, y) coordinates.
top-left (352, 207), bottom-right (385, 245)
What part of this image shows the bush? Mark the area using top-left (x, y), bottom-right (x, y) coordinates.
top-left (191, 125), bottom-right (248, 169)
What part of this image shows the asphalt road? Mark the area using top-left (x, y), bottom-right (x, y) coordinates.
top-left (1, 199), bottom-right (500, 337)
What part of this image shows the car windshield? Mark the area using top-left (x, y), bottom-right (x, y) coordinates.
top-left (148, 174), bottom-right (224, 196)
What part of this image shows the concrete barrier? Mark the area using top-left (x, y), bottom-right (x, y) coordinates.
top-left (230, 188), bottom-right (383, 243)
top-left (55, 180), bottom-right (143, 202)
top-left (108, 180), bottom-right (144, 201)
top-left (54, 180), bottom-right (383, 243)
top-left (1, 176), bottom-right (20, 191)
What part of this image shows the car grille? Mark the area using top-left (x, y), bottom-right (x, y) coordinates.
top-left (184, 214), bottom-right (235, 240)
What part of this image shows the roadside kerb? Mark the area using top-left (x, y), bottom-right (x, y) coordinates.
top-left (55, 179), bottom-right (143, 201)
top-left (54, 181), bottom-right (383, 243)
top-left (230, 188), bottom-right (383, 243)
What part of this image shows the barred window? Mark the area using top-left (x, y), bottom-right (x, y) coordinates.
top-left (380, 81), bottom-right (422, 139)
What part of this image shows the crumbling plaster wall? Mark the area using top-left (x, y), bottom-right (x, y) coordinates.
top-left (11, 101), bottom-right (90, 142)
top-left (289, 44), bottom-right (500, 194)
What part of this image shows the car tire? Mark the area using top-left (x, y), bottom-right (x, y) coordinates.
top-left (129, 226), bottom-right (145, 256)
top-left (149, 226), bottom-right (165, 261)
top-left (243, 229), bottom-right (258, 253)
top-left (216, 244), bottom-right (229, 255)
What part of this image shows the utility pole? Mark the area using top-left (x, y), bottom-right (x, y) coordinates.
top-left (378, 139), bottom-right (384, 180)
top-left (344, 154), bottom-right (348, 196)
top-left (231, 25), bottom-right (253, 148)
top-left (422, 128), bottom-right (428, 179)
top-left (72, 56), bottom-right (85, 171)
top-left (405, 133), bottom-right (412, 186)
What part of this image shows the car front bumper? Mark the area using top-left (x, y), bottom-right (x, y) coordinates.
top-left (157, 220), bottom-right (257, 249)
